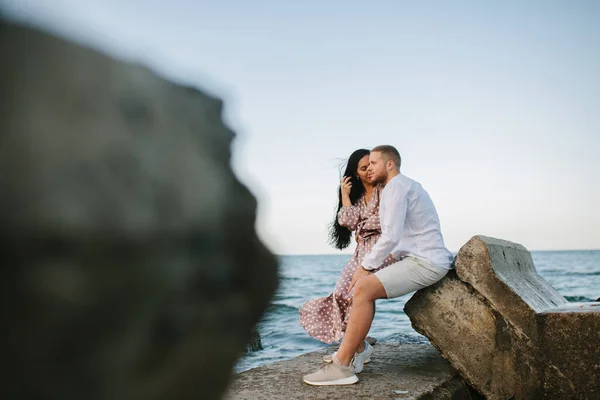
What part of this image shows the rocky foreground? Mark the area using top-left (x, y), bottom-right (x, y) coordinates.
top-left (0, 18), bottom-right (278, 400)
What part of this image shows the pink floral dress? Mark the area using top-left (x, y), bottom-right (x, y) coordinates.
top-left (299, 186), bottom-right (397, 343)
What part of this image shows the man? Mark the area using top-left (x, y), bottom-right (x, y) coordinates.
top-left (303, 145), bottom-right (453, 386)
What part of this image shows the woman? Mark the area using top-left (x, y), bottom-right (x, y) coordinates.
top-left (299, 149), bottom-right (396, 344)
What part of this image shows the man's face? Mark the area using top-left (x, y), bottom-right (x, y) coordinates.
top-left (367, 151), bottom-right (387, 184)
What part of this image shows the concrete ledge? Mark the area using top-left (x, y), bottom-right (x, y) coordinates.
top-left (226, 343), bottom-right (477, 400)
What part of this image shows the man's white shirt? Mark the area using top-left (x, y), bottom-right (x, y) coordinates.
top-left (362, 174), bottom-right (453, 270)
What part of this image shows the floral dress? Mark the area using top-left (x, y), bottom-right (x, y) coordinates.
top-left (299, 186), bottom-right (397, 343)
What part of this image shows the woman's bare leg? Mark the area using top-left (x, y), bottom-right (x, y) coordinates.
top-left (335, 275), bottom-right (387, 366)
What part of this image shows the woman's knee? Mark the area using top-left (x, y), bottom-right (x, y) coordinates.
top-left (352, 276), bottom-right (384, 302)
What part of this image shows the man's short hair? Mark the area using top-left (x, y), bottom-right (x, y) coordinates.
top-left (371, 145), bottom-right (401, 169)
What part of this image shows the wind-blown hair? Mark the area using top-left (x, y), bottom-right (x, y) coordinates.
top-left (328, 149), bottom-right (370, 249)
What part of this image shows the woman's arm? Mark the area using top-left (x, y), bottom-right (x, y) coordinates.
top-left (337, 176), bottom-right (361, 230)
top-left (337, 204), bottom-right (360, 231)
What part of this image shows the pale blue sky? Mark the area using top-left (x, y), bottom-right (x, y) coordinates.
top-left (4, 1), bottom-right (599, 254)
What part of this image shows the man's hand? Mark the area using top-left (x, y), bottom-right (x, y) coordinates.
top-left (350, 266), bottom-right (371, 290)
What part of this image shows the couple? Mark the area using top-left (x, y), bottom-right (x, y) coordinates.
top-left (299, 145), bottom-right (453, 386)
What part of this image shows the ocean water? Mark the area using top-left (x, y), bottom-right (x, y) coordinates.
top-left (236, 250), bottom-right (600, 372)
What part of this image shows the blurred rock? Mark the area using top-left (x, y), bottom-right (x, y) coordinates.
top-left (0, 19), bottom-right (278, 400)
top-left (405, 236), bottom-right (599, 399)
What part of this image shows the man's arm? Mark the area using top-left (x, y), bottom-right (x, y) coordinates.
top-left (362, 183), bottom-right (407, 270)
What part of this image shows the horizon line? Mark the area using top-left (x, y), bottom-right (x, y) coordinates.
top-left (275, 248), bottom-right (600, 257)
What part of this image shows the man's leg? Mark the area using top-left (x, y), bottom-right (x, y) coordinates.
top-left (335, 274), bottom-right (387, 366)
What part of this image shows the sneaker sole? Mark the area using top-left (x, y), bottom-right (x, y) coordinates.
top-left (303, 375), bottom-right (359, 386)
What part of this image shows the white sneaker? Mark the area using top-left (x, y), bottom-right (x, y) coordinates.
top-left (352, 341), bottom-right (373, 373)
top-left (322, 341), bottom-right (373, 370)
top-left (303, 355), bottom-right (358, 386)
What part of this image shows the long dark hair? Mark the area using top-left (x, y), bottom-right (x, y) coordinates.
top-left (328, 149), bottom-right (370, 250)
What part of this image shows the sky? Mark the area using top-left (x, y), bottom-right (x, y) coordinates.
top-left (3, 1), bottom-right (599, 254)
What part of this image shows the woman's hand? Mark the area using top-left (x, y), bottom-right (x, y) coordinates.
top-left (350, 266), bottom-right (371, 290)
top-left (341, 176), bottom-right (352, 207)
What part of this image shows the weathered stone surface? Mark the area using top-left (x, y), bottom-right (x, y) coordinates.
top-left (418, 377), bottom-right (484, 400)
top-left (405, 272), bottom-right (541, 399)
top-left (454, 236), bottom-right (566, 340)
top-left (405, 235), bottom-right (600, 400)
top-left (537, 303), bottom-right (600, 400)
top-left (0, 19), bottom-right (278, 400)
top-left (226, 343), bottom-right (477, 400)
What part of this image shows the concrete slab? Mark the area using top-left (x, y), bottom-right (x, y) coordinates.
top-left (225, 343), bottom-right (477, 400)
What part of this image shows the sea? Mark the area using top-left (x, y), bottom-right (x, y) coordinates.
top-left (235, 250), bottom-right (600, 372)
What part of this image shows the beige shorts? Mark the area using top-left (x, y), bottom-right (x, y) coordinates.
top-left (374, 256), bottom-right (449, 299)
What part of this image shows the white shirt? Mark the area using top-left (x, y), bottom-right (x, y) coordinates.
top-left (362, 174), bottom-right (453, 270)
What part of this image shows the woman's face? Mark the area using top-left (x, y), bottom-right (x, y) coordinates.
top-left (356, 155), bottom-right (370, 184)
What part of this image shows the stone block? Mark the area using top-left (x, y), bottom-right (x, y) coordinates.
top-left (405, 236), bottom-right (599, 399)
top-left (537, 303), bottom-right (600, 400)
top-left (406, 272), bottom-right (541, 399)
top-left (455, 236), bottom-right (567, 340)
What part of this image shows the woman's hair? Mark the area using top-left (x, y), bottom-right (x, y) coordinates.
top-left (328, 149), bottom-right (370, 250)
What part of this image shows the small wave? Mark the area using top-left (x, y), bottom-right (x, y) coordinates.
top-left (266, 303), bottom-right (300, 313)
top-left (280, 276), bottom-right (302, 281)
top-left (565, 295), bottom-right (596, 302)
top-left (568, 271), bottom-right (600, 276)
top-left (538, 268), bottom-right (567, 274)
